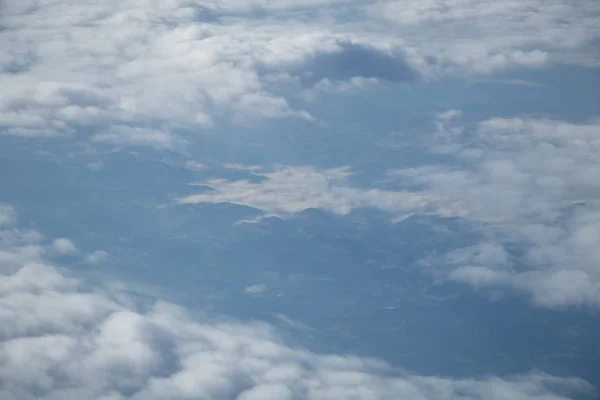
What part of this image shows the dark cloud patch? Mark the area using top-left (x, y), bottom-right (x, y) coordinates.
top-left (288, 41), bottom-right (420, 85)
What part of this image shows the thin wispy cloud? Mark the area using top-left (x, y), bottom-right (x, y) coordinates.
top-left (91, 126), bottom-right (189, 152)
top-left (244, 283), bottom-right (267, 294)
top-left (177, 166), bottom-right (434, 216)
top-left (86, 250), bottom-right (110, 264)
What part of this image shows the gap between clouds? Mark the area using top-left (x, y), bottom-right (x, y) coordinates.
top-left (0, 204), bottom-right (596, 400)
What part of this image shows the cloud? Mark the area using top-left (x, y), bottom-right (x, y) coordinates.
top-left (86, 250), bottom-right (110, 264)
top-left (244, 284), bottom-right (267, 294)
top-left (91, 126), bottom-right (189, 152)
top-left (196, 0), bottom-right (358, 12)
top-left (52, 238), bottom-right (79, 255)
top-left (177, 165), bottom-right (433, 216)
top-left (469, 78), bottom-right (544, 87)
top-left (0, 203), bottom-right (16, 227)
top-left (224, 163), bottom-right (263, 172)
top-left (185, 161), bottom-right (205, 171)
top-left (368, 0), bottom-right (600, 74)
top-left (394, 112), bottom-right (600, 308)
top-left (234, 213), bottom-right (282, 225)
top-left (3, 0), bottom-right (596, 146)
top-left (85, 161), bottom-right (105, 171)
top-left (0, 0), bottom-right (417, 144)
top-left (0, 210), bottom-right (595, 400)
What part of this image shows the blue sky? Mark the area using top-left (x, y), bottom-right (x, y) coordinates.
top-left (1, 1), bottom-right (600, 399)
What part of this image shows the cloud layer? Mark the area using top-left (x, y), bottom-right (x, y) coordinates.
top-left (0, 0), bottom-right (416, 145)
top-left (2, 0), bottom-right (599, 146)
top-left (369, 0), bottom-right (600, 74)
top-left (0, 207), bottom-right (595, 400)
top-left (392, 112), bottom-right (600, 308)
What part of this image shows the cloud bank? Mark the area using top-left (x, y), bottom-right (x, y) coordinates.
top-left (0, 207), bottom-right (595, 400)
top-left (369, 0), bottom-right (600, 74)
top-left (392, 112), bottom-right (600, 308)
top-left (2, 0), bottom-right (598, 146)
top-left (0, 0), bottom-right (418, 145)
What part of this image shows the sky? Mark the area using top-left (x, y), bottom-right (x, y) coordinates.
top-left (1, 0), bottom-right (600, 399)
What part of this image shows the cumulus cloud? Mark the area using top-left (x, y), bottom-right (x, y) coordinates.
top-left (52, 238), bottom-right (79, 255)
top-left (2, 0), bottom-right (597, 145)
top-left (177, 165), bottom-right (433, 216)
top-left (0, 211), bottom-right (595, 400)
top-left (369, 0), bottom-right (600, 74)
top-left (394, 112), bottom-right (600, 308)
top-left (0, 0), bottom-right (419, 144)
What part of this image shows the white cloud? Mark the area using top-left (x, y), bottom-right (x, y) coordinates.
top-left (91, 126), bottom-right (189, 152)
top-left (0, 204), bottom-right (17, 227)
top-left (244, 284), bottom-right (267, 294)
top-left (397, 112), bottom-right (600, 308)
top-left (86, 161), bottom-right (105, 171)
top-left (448, 266), bottom-right (509, 287)
top-left (52, 238), bottom-right (79, 255)
top-left (185, 161), bottom-right (205, 171)
top-left (86, 250), bottom-right (110, 264)
top-left (368, 0), bottom-right (600, 74)
top-left (234, 214), bottom-right (281, 225)
top-left (0, 212), bottom-right (595, 400)
top-left (469, 78), bottom-right (544, 87)
top-left (0, 0), bottom-right (419, 144)
top-left (4, 0), bottom-right (595, 146)
top-left (224, 163), bottom-right (263, 172)
top-left (197, 0), bottom-right (357, 12)
top-left (177, 165), bottom-right (433, 216)
top-left (391, 213), bottom-right (415, 223)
